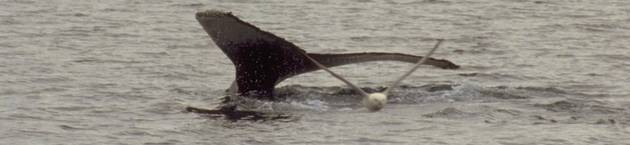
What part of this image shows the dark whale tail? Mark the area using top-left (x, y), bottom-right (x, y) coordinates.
top-left (195, 10), bottom-right (459, 100)
top-left (307, 52), bottom-right (458, 70)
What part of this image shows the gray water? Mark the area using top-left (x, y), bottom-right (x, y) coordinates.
top-left (2, 0), bottom-right (630, 144)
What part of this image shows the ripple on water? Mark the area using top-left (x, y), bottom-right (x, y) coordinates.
top-left (534, 99), bottom-right (625, 114)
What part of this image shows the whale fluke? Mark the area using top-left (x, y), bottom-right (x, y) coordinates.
top-left (307, 52), bottom-right (459, 70)
top-left (196, 10), bottom-right (459, 100)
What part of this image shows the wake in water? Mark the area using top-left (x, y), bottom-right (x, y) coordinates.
top-left (182, 82), bottom-right (629, 125)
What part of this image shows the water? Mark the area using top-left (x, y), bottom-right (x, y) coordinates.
top-left (2, 0), bottom-right (630, 144)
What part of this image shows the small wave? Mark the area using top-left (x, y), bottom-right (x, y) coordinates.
top-left (72, 58), bottom-right (144, 64)
top-left (515, 86), bottom-right (568, 94)
top-left (170, 3), bottom-right (204, 8)
top-left (422, 107), bottom-right (476, 119)
top-left (534, 99), bottom-right (625, 114)
top-left (59, 125), bottom-right (92, 131)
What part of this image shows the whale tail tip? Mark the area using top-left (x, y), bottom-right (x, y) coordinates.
top-left (195, 10), bottom-right (233, 18)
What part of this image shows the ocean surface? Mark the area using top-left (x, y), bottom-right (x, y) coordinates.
top-left (2, 0), bottom-right (630, 144)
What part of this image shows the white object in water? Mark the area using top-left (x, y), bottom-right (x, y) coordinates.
top-left (363, 93), bottom-right (388, 111)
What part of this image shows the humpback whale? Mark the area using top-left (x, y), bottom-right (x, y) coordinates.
top-left (195, 10), bottom-right (459, 101)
